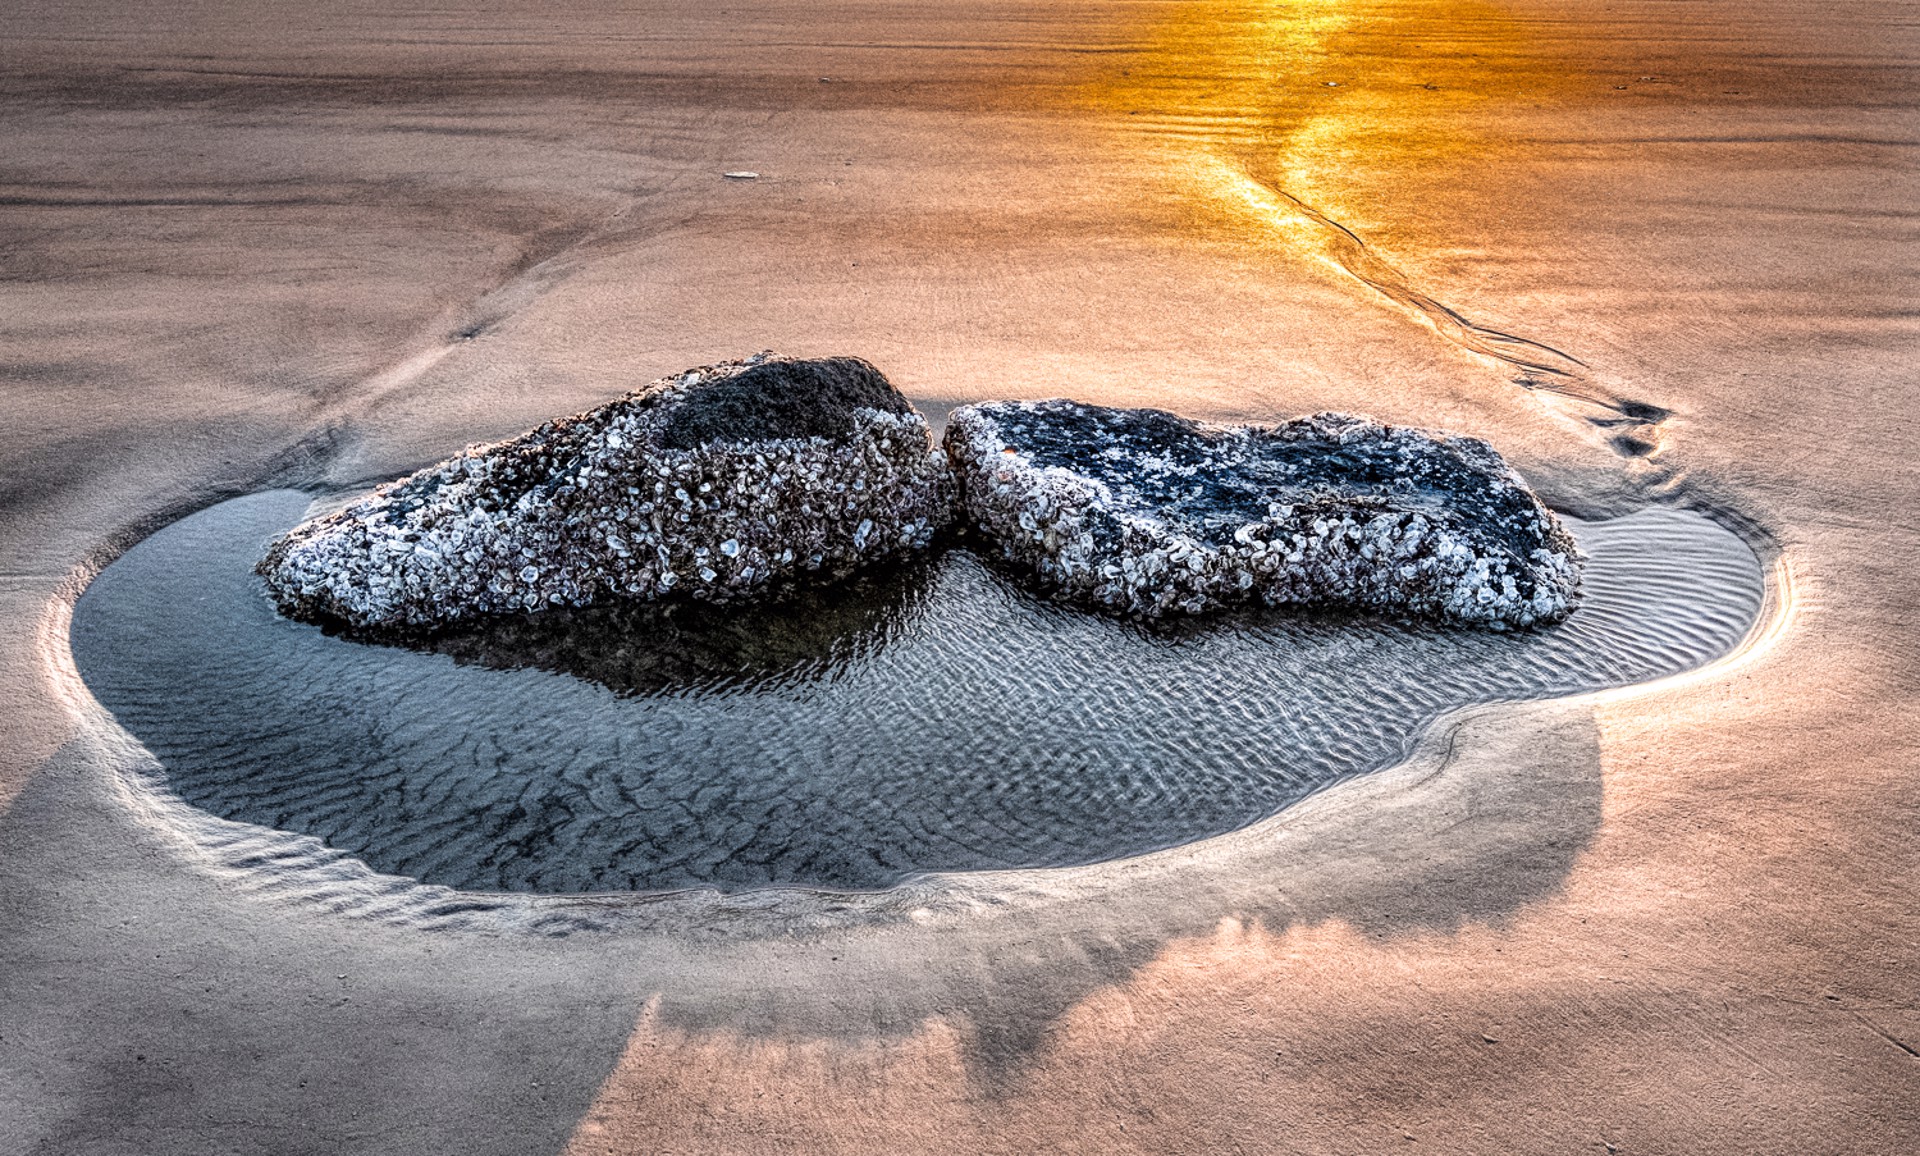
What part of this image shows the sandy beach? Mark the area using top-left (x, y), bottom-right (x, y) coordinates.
top-left (3, 0), bottom-right (1916, 1152)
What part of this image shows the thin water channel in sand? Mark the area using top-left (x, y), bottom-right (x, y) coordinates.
top-left (69, 490), bottom-right (1763, 895)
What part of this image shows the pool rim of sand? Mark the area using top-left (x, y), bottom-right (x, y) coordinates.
top-left (42, 481), bottom-right (1793, 937)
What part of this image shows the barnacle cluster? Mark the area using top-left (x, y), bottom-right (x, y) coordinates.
top-left (260, 361), bottom-right (1581, 632)
top-left (258, 354), bottom-right (952, 629)
top-left (944, 400), bottom-right (1581, 626)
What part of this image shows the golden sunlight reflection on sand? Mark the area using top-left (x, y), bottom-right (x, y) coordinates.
top-left (1088, 0), bottom-right (1558, 210)
top-left (1090, 0), bottom-right (1656, 435)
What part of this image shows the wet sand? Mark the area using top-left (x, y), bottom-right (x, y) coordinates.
top-left (3, 1), bottom-right (1917, 1153)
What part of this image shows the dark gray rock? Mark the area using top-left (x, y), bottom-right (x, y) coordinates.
top-left (945, 400), bottom-right (1581, 626)
top-left (260, 353), bottom-right (952, 629)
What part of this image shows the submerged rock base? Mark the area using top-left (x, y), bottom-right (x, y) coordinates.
top-left (945, 400), bottom-right (1582, 626)
top-left (260, 354), bottom-right (952, 629)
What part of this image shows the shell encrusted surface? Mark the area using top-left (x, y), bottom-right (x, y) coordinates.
top-left (944, 400), bottom-right (1582, 626)
top-left (258, 354), bottom-right (953, 628)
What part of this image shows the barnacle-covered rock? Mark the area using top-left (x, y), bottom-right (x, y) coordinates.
top-left (945, 400), bottom-right (1581, 626)
top-left (259, 354), bottom-right (953, 629)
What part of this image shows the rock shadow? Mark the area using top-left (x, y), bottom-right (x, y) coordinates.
top-left (640, 700), bottom-right (1606, 1092)
top-left (340, 552), bottom-right (939, 698)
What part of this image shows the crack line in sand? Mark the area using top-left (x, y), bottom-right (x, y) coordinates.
top-left (1853, 1012), bottom-right (1920, 1059)
top-left (1252, 178), bottom-right (1590, 380)
top-left (1213, 160), bottom-right (1672, 455)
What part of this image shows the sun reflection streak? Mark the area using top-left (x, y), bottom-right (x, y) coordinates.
top-left (1091, 0), bottom-right (1662, 435)
top-left (1090, 0), bottom-right (1535, 207)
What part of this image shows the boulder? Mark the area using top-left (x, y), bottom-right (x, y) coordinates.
top-left (260, 354), bottom-right (952, 629)
top-left (945, 400), bottom-right (1581, 626)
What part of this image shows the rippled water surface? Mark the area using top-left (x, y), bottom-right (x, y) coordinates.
top-left (70, 491), bottom-right (1763, 893)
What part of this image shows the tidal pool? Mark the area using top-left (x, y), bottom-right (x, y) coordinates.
top-left (70, 490), bottom-right (1763, 894)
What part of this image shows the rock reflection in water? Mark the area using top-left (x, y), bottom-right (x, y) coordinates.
top-left (340, 558), bottom-right (938, 698)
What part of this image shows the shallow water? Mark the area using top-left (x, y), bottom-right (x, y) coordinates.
top-left (70, 490), bottom-right (1763, 894)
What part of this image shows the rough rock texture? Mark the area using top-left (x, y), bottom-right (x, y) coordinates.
top-left (259, 354), bottom-right (951, 628)
top-left (945, 400), bottom-right (1581, 626)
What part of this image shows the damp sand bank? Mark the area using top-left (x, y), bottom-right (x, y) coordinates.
top-left (2, 0), bottom-right (1916, 1153)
